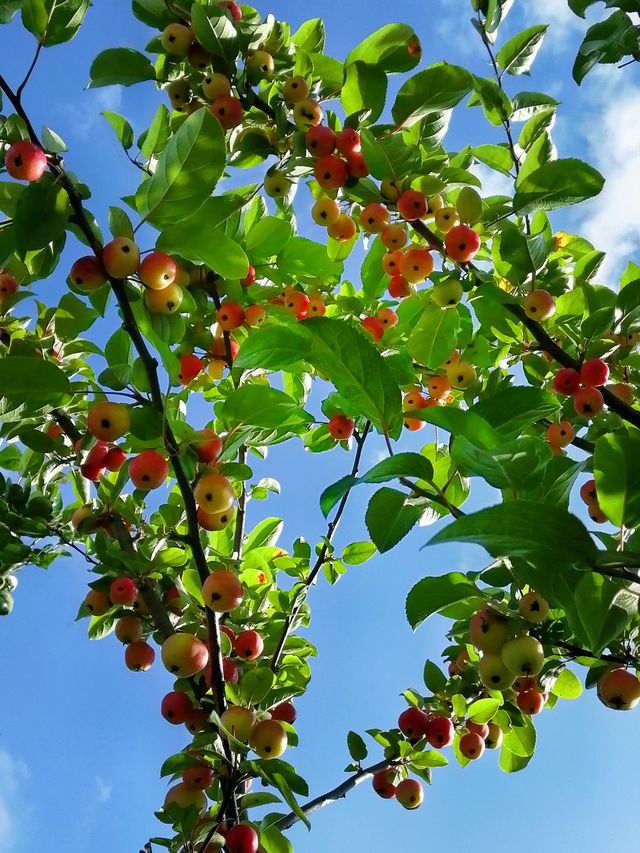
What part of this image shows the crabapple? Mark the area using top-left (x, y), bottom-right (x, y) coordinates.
top-left (129, 450), bottom-right (169, 490)
top-left (517, 689), bottom-right (545, 716)
top-left (161, 633), bottom-right (209, 678)
top-left (445, 224), bottom-right (481, 263)
top-left (478, 652), bottom-right (516, 690)
top-left (501, 635), bottom-right (545, 677)
top-left (246, 50), bottom-right (274, 82)
top-left (446, 361), bottom-right (476, 389)
top-left (312, 197), bottom-right (341, 227)
top-left (580, 358), bottom-right (609, 387)
top-left (523, 290), bottom-right (556, 322)
top-left (398, 707), bottom-right (430, 740)
top-left (161, 691), bottom-right (194, 724)
top-left (381, 178), bottom-right (402, 201)
top-left (124, 589), bottom-right (153, 630)
top-left (220, 706), bottom-right (256, 742)
top-left (209, 96), bottom-right (244, 130)
top-left (164, 783), bottom-right (206, 811)
top-left (184, 708), bottom-right (208, 735)
top-left (125, 641), bottom-right (155, 672)
top-left (485, 723), bottom-right (503, 749)
top-left (202, 569), bottom-right (243, 612)
top-left (270, 701), bottom-right (296, 724)
top-left (182, 766), bottom-right (214, 791)
top-left (347, 151), bottom-right (369, 178)
top-left (388, 275), bottom-right (412, 298)
top-left (519, 591), bottom-right (550, 623)
top-left (263, 168), bottom-right (291, 197)
top-left (459, 732), bottom-right (485, 760)
top-left (282, 76), bottom-right (309, 103)
top-left (0, 272), bottom-right (18, 301)
top-left (397, 189), bottom-right (427, 221)
top-left (161, 23), bottom-right (193, 55)
top-left (69, 256), bottom-right (107, 292)
top-left (234, 630), bottom-right (264, 661)
top-left (597, 668), bottom-right (640, 710)
top-left (427, 375), bottom-right (451, 400)
top-left (609, 382), bottom-right (633, 403)
top-left (305, 125), bottom-right (336, 157)
top-left (293, 97), bottom-right (323, 128)
top-left (359, 202), bottom-right (390, 233)
top-left (139, 252), bottom-right (176, 290)
top-left (219, 0), bottom-right (242, 20)
top-left (216, 302), bottom-right (245, 331)
top-left (245, 304), bottom-right (266, 326)
top-left (328, 414), bottom-right (355, 440)
top-left (361, 316), bottom-right (385, 342)
top-left (466, 721), bottom-right (489, 739)
top-left (399, 247), bottom-right (434, 283)
top-left (403, 387), bottom-right (427, 410)
top-left (109, 577), bottom-right (137, 605)
top-left (382, 250), bottom-right (404, 276)
top-left (553, 368), bottom-right (581, 395)
top-left (469, 608), bottom-right (513, 653)
top-left (547, 420), bottom-right (575, 448)
top-left (314, 154), bottom-right (349, 190)
top-left (103, 238), bottom-right (140, 278)
top-left (432, 279), bottom-right (463, 308)
top-left (144, 283), bottom-right (183, 314)
top-left (226, 824), bottom-right (259, 853)
top-left (178, 353), bottom-right (204, 385)
top-left (84, 589), bottom-right (111, 616)
top-left (87, 401), bottom-right (130, 442)
top-left (104, 447), bottom-right (127, 472)
top-left (194, 473), bottom-right (234, 514)
top-left (327, 213), bottom-right (357, 242)
top-left (579, 479), bottom-right (597, 505)
top-left (5, 141), bottom-right (47, 181)
top-left (372, 769), bottom-right (396, 799)
top-left (250, 720), bottom-right (288, 759)
top-left (192, 429), bottom-right (223, 464)
top-left (381, 223), bottom-right (407, 250)
top-left (377, 307), bottom-right (398, 328)
top-left (573, 386), bottom-right (604, 418)
top-left (427, 715), bottom-right (454, 748)
top-left (434, 207), bottom-right (460, 233)
top-left (396, 779), bottom-right (423, 809)
top-left (336, 128), bottom-right (361, 156)
top-left (307, 296), bottom-right (326, 316)
top-left (283, 288), bottom-right (309, 317)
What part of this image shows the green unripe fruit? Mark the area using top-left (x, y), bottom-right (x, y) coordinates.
top-left (479, 652), bottom-right (516, 691)
top-left (27, 496), bottom-right (53, 519)
top-left (0, 590), bottom-right (14, 616)
top-left (431, 278), bottom-right (463, 308)
top-left (246, 50), bottom-right (275, 83)
top-left (501, 635), bottom-right (545, 677)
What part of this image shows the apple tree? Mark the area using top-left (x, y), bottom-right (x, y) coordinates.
top-left (1, 0), bottom-right (640, 851)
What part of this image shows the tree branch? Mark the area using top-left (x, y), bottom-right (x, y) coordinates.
top-left (270, 421), bottom-right (372, 671)
top-left (233, 445), bottom-right (247, 560)
top-left (554, 640), bottom-right (634, 667)
top-left (276, 758), bottom-right (401, 831)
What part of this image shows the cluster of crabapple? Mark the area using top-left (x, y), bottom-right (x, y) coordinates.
top-left (578, 477), bottom-right (609, 525)
top-left (552, 358), bottom-right (610, 419)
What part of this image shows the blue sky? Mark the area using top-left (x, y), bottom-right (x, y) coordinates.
top-left (1, 2), bottom-right (640, 852)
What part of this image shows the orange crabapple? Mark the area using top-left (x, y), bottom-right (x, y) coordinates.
top-left (359, 203), bottom-right (390, 233)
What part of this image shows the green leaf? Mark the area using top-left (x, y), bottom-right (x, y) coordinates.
top-left (471, 387), bottom-right (559, 439)
top-left (406, 304), bottom-right (460, 370)
top-left (362, 452), bottom-right (435, 486)
top-left (485, 0), bottom-right (515, 33)
top-left (108, 206), bottom-right (134, 240)
top-left (347, 731), bottom-right (368, 762)
top-left (259, 822), bottom-right (293, 853)
top-left (342, 61), bottom-right (387, 124)
top-left (503, 716), bottom-right (536, 758)
top-left (471, 75), bottom-right (513, 126)
top-left (472, 143), bottom-right (514, 175)
top-left (594, 432), bottom-right (640, 528)
top-left (235, 318), bottom-right (402, 437)
top-left (406, 572), bottom-right (482, 629)
top-left (423, 660), bottom-right (448, 693)
top-left (552, 669), bottom-right (583, 700)
top-left (496, 25), bottom-right (547, 75)
top-left (430, 503), bottom-right (598, 568)
top-left (392, 64), bottom-right (473, 128)
top-left (88, 48), bottom-right (156, 87)
top-left (102, 111), bottom-right (134, 150)
top-left (510, 91), bottom-right (560, 122)
top-left (0, 357), bottom-right (70, 396)
top-left (14, 180), bottom-right (70, 255)
top-left (291, 18), bottom-right (325, 53)
top-left (514, 158), bottom-right (605, 215)
top-left (342, 541), bottom-right (377, 565)
top-left (136, 109), bottom-right (226, 228)
top-left (22, 0), bottom-right (89, 46)
top-left (55, 293), bottom-right (98, 338)
top-left (574, 573), bottom-right (636, 655)
top-left (366, 487), bottom-right (423, 553)
top-left (244, 518), bottom-right (283, 551)
top-left (140, 104), bottom-right (171, 160)
top-left (157, 223), bottom-right (248, 280)
top-left (245, 217), bottom-right (293, 260)
top-left (132, 0), bottom-right (173, 27)
top-left (345, 23), bottom-right (422, 73)
top-left (467, 698), bottom-right (500, 723)
top-left (190, 3), bottom-right (238, 66)
top-left (573, 11), bottom-right (637, 84)
top-left (276, 238), bottom-right (342, 282)
top-left (220, 386), bottom-right (313, 431)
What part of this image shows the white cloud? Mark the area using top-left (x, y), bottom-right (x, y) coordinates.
top-left (523, 0), bottom-right (583, 44)
top-left (573, 72), bottom-right (640, 280)
top-left (57, 86), bottom-right (124, 141)
top-left (95, 776), bottom-right (112, 804)
top-left (0, 750), bottom-right (29, 851)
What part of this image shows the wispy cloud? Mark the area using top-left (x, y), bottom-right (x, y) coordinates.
top-left (522, 0), bottom-right (583, 45)
top-left (95, 776), bottom-right (112, 804)
top-left (0, 750), bottom-right (29, 852)
top-left (572, 70), bottom-right (640, 280)
top-left (56, 86), bottom-right (124, 141)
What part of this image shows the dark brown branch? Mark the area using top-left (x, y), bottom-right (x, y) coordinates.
top-left (0, 71), bottom-right (228, 715)
top-left (554, 640), bottom-right (634, 667)
top-left (276, 758), bottom-right (401, 831)
top-left (232, 445), bottom-right (247, 559)
top-left (270, 421), bottom-right (372, 671)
